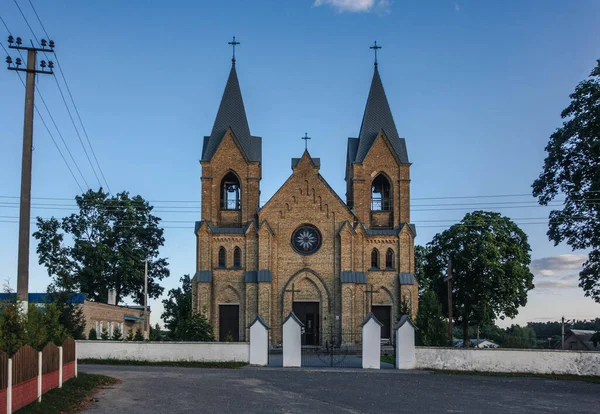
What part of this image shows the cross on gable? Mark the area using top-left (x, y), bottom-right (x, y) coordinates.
top-left (301, 132), bottom-right (311, 151)
top-left (364, 284), bottom-right (378, 309)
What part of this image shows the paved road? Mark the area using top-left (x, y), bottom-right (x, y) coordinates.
top-left (81, 365), bottom-right (599, 413)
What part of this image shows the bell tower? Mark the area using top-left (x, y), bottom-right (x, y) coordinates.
top-left (200, 45), bottom-right (262, 227)
top-left (345, 46), bottom-right (411, 229)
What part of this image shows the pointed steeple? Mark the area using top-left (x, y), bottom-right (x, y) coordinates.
top-left (352, 66), bottom-right (409, 164)
top-left (201, 63), bottom-right (261, 162)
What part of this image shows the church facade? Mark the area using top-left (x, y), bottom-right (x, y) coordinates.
top-left (192, 57), bottom-right (418, 344)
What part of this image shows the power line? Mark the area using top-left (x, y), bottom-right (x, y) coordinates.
top-left (13, 0), bottom-right (107, 191)
top-left (0, 14), bottom-right (12, 35)
top-left (2, 19), bottom-right (85, 192)
top-left (26, 0), bottom-right (112, 194)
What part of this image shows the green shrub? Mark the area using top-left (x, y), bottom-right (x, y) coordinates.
top-left (88, 328), bottom-right (98, 340)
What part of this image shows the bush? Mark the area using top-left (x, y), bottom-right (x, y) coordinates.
top-left (100, 327), bottom-right (109, 340)
top-left (88, 328), bottom-right (98, 340)
top-left (133, 327), bottom-right (144, 341)
top-left (126, 329), bottom-right (134, 341)
top-left (0, 296), bottom-right (27, 355)
top-left (176, 314), bottom-right (215, 342)
top-left (416, 291), bottom-right (449, 346)
top-left (112, 325), bottom-right (123, 341)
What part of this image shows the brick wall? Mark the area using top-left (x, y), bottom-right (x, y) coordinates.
top-left (42, 370), bottom-right (59, 394)
top-left (82, 301), bottom-right (147, 338)
top-left (11, 377), bottom-right (37, 412)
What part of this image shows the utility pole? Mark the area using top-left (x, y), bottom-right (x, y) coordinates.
top-left (5, 36), bottom-right (55, 313)
top-left (144, 259), bottom-right (149, 340)
top-left (443, 257), bottom-right (453, 346)
top-left (561, 316), bottom-right (565, 350)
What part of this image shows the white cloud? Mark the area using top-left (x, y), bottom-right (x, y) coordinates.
top-left (530, 254), bottom-right (587, 277)
top-left (313, 0), bottom-right (391, 14)
top-left (529, 254), bottom-right (586, 292)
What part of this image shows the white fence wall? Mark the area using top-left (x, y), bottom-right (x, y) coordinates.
top-left (416, 347), bottom-right (600, 376)
top-left (77, 341), bottom-right (249, 363)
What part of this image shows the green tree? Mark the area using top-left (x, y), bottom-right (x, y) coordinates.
top-left (43, 302), bottom-right (69, 345)
top-left (414, 244), bottom-right (433, 297)
top-left (177, 314), bottom-right (215, 342)
top-left (0, 295), bottom-right (27, 356)
top-left (47, 282), bottom-right (87, 340)
top-left (126, 329), bottom-right (134, 341)
top-left (592, 331), bottom-right (600, 347)
top-left (149, 323), bottom-right (163, 341)
top-left (425, 211), bottom-right (534, 346)
top-left (112, 325), bottom-right (123, 341)
top-left (26, 305), bottom-right (49, 351)
top-left (415, 291), bottom-right (449, 346)
top-left (503, 325), bottom-right (537, 349)
top-left (532, 59), bottom-right (600, 302)
top-left (33, 189), bottom-right (170, 306)
top-left (161, 275), bottom-right (192, 339)
top-left (100, 326), bottom-right (109, 340)
top-left (133, 327), bottom-right (144, 341)
top-left (88, 328), bottom-right (98, 340)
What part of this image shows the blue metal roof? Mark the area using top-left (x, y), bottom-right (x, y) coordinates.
top-left (194, 271), bottom-right (213, 283)
top-left (124, 315), bottom-right (145, 322)
top-left (340, 271), bottom-right (367, 284)
top-left (245, 270), bottom-right (272, 283)
top-left (0, 292), bottom-right (85, 304)
top-left (398, 272), bottom-right (415, 285)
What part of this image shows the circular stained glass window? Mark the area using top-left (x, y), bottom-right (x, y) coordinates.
top-left (291, 224), bottom-right (322, 256)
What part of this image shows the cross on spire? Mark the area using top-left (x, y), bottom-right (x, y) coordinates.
top-left (370, 41), bottom-right (382, 67)
top-left (286, 283), bottom-right (300, 303)
top-left (228, 36), bottom-right (240, 64)
top-left (301, 132), bottom-right (311, 151)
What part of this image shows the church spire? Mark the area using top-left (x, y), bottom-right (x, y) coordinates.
top-left (201, 41), bottom-right (261, 163)
top-left (353, 60), bottom-right (409, 164)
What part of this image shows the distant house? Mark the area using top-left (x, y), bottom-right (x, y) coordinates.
top-left (453, 339), bottom-right (499, 348)
top-left (563, 330), bottom-right (600, 351)
top-left (0, 292), bottom-right (149, 339)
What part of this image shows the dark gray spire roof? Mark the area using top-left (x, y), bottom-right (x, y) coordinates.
top-left (351, 67), bottom-right (409, 164)
top-left (201, 64), bottom-right (261, 162)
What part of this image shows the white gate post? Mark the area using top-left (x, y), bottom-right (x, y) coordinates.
top-left (249, 316), bottom-right (270, 366)
top-left (7, 358), bottom-right (12, 414)
top-left (58, 346), bottom-right (63, 388)
top-left (38, 351), bottom-right (42, 402)
top-left (361, 312), bottom-right (383, 369)
top-left (282, 312), bottom-right (303, 367)
top-left (75, 341), bottom-right (78, 378)
top-left (394, 315), bottom-right (417, 369)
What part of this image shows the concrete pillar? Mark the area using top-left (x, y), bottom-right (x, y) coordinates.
top-left (58, 346), bottom-right (63, 388)
top-left (361, 312), bottom-right (383, 369)
top-left (37, 352), bottom-right (42, 403)
top-left (249, 316), bottom-right (270, 366)
top-left (394, 315), bottom-right (417, 369)
top-left (282, 312), bottom-right (303, 367)
top-left (7, 358), bottom-right (12, 414)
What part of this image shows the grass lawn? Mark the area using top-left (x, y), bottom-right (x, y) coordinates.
top-left (19, 373), bottom-right (119, 414)
top-left (79, 358), bottom-right (247, 368)
top-left (380, 355), bottom-right (395, 365)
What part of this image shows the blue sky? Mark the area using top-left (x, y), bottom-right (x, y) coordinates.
top-left (1, 0), bottom-right (599, 328)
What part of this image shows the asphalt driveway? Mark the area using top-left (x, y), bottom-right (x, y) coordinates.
top-left (81, 364), bottom-right (599, 413)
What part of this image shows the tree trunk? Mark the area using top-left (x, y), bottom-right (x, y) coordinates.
top-left (463, 319), bottom-right (470, 348)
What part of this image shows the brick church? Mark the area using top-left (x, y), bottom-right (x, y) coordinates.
top-left (192, 50), bottom-right (418, 344)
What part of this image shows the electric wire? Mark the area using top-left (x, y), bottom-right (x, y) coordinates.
top-left (27, 0), bottom-right (112, 194)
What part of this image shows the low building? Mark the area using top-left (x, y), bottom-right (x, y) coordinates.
top-left (563, 329), bottom-right (600, 351)
top-left (0, 292), bottom-right (150, 339)
top-left (453, 339), bottom-right (500, 348)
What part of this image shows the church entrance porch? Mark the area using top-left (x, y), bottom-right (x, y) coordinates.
top-left (293, 301), bottom-right (320, 346)
top-left (219, 304), bottom-right (240, 342)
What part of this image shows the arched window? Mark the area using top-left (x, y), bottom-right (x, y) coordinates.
top-left (233, 247), bottom-right (241, 268)
top-left (218, 247), bottom-right (227, 268)
top-left (371, 174), bottom-right (392, 211)
top-left (221, 171), bottom-right (241, 210)
top-left (371, 248), bottom-right (380, 269)
top-left (385, 248), bottom-right (394, 269)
